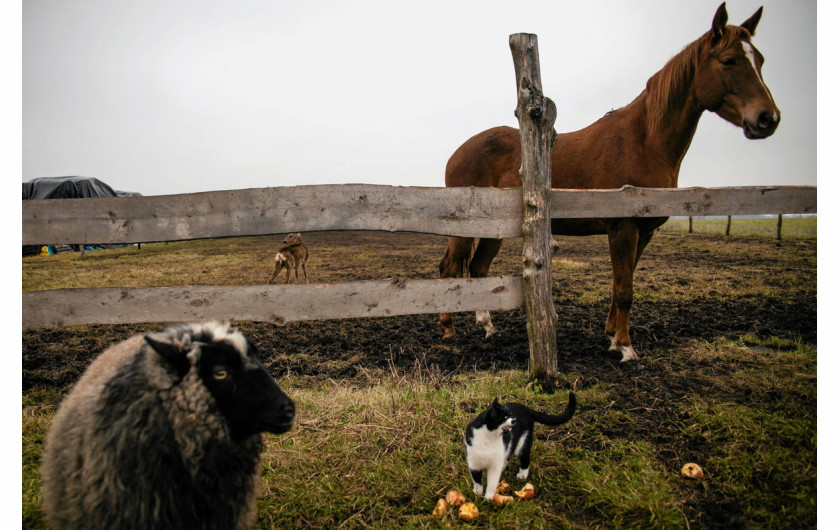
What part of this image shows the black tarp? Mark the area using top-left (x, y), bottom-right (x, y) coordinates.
top-left (23, 176), bottom-right (141, 256)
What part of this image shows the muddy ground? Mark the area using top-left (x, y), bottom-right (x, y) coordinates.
top-left (22, 230), bottom-right (817, 528)
top-left (23, 229), bottom-right (816, 388)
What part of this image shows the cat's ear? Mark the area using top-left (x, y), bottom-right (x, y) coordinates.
top-left (490, 397), bottom-right (499, 407)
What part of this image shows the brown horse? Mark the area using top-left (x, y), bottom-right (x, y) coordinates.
top-left (438, 3), bottom-right (779, 362)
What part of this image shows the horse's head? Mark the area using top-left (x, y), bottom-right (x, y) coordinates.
top-left (694, 3), bottom-right (780, 139)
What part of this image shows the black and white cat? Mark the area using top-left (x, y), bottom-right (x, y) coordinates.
top-left (464, 393), bottom-right (577, 500)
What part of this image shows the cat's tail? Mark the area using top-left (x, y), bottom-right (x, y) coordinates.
top-left (527, 392), bottom-right (577, 426)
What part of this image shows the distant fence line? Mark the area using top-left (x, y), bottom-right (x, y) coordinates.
top-left (676, 213), bottom-right (813, 239)
top-left (22, 183), bottom-right (816, 330)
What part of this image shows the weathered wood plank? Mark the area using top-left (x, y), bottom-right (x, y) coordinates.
top-left (23, 184), bottom-right (816, 246)
top-left (550, 185), bottom-right (817, 218)
top-left (511, 33), bottom-right (559, 391)
top-left (21, 276), bottom-right (524, 329)
top-left (22, 184), bottom-right (525, 245)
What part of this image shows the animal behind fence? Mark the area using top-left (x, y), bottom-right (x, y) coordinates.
top-left (268, 232), bottom-right (309, 284)
top-left (438, 3), bottom-right (779, 362)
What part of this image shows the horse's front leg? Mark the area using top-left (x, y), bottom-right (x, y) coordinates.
top-left (439, 237), bottom-right (474, 338)
top-left (469, 238), bottom-right (504, 338)
top-left (606, 223), bottom-right (641, 362)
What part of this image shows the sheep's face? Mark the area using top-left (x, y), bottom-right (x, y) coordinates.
top-left (145, 322), bottom-right (296, 441)
top-left (198, 340), bottom-right (296, 440)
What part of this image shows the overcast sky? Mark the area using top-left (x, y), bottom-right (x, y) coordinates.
top-left (22, 0), bottom-right (816, 197)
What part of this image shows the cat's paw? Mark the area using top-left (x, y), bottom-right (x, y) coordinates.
top-left (516, 468), bottom-right (530, 480)
top-left (472, 484), bottom-right (483, 496)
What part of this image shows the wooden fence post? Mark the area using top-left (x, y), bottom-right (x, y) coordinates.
top-left (725, 215), bottom-right (732, 236)
top-left (777, 214), bottom-right (783, 240)
top-left (509, 33), bottom-right (559, 392)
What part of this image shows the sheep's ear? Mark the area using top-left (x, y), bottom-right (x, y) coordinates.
top-left (145, 335), bottom-right (191, 377)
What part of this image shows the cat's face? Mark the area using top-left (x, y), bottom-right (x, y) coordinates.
top-left (485, 398), bottom-right (515, 433)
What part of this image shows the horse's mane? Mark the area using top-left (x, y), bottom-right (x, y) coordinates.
top-left (645, 25), bottom-right (752, 129)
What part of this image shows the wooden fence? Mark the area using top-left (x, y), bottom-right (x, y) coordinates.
top-left (21, 183), bottom-right (816, 330)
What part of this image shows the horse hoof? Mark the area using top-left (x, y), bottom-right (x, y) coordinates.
top-left (476, 311), bottom-right (496, 339)
top-left (619, 346), bottom-right (640, 363)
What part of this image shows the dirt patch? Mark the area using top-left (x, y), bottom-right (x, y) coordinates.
top-left (23, 230), bottom-right (815, 388)
top-left (22, 230), bottom-right (816, 528)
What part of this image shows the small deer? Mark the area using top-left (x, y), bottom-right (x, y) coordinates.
top-left (268, 233), bottom-right (309, 285)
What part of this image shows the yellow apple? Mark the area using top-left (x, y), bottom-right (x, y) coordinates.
top-left (459, 502), bottom-right (479, 522)
top-left (513, 483), bottom-right (535, 499)
top-left (492, 493), bottom-right (515, 506)
top-left (681, 463), bottom-right (704, 479)
top-left (432, 498), bottom-right (448, 518)
top-left (445, 489), bottom-right (466, 507)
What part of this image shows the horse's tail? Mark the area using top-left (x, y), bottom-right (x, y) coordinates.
top-left (525, 392), bottom-right (577, 426)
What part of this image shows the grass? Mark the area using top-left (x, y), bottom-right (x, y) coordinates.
top-left (21, 229), bottom-right (816, 528)
top-left (21, 369), bottom-right (682, 528)
top-left (23, 341), bottom-right (816, 528)
top-left (660, 217), bottom-right (816, 239)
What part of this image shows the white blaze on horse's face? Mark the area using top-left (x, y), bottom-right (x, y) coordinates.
top-left (734, 38), bottom-right (780, 139)
top-left (707, 34), bottom-right (780, 140)
top-left (741, 41), bottom-right (777, 121)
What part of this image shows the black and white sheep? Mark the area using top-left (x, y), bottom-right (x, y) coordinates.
top-left (40, 321), bottom-right (296, 530)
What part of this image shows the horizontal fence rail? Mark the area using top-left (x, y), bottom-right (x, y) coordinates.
top-left (22, 184), bottom-right (523, 245)
top-left (551, 185), bottom-right (817, 219)
top-left (22, 184), bottom-right (816, 246)
top-left (22, 183), bottom-right (816, 329)
top-left (22, 276), bottom-right (524, 330)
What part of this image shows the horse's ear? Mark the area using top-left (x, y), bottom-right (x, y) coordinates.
top-left (712, 2), bottom-right (728, 42)
top-left (740, 6), bottom-right (763, 36)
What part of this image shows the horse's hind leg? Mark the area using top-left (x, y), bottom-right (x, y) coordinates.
top-left (439, 237), bottom-right (474, 339)
top-left (469, 238), bottom-right (504, 338)
top-left (606, 222), bottom-right (641, 362)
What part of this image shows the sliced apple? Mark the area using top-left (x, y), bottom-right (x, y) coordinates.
top-left (681, 462), bottom-right (704, 479)
top-left (445, 489), bottom-right (466, 507)
top-left (432, 498), bottom-right (448, 518)
top-left (492, 493), bottom-right (514, 506)
top-left (513, 483), bottom-right (535, 499)
top-left (459, 502), bottom-right (479, 522)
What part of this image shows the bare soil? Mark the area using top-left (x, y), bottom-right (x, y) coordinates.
top-left (23, 230), bottom-right (816, 391)
top-left (22, 230), bottom-right (816, 528)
